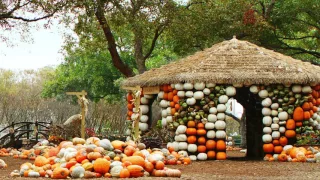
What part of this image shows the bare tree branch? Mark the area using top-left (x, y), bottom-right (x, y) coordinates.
top-left (143, 25), bottom-right (165, 60)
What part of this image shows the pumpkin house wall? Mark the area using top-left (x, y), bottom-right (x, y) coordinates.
top-left (126, 83), bottom-right (320, 161)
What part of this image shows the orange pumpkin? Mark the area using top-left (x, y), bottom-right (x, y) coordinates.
top-left (173, 95), bottom-right (179, 103)
top-left (302, 102), bottom-right (310, 110)
top-left (197, 123), bottom-right (205, 129)
top-left (295, 121), bottom-right (303, 127)
top-left (168, 92), bottom-right (174, 101)
top-left (272, 139), bottom-right (280, 146)
top-left (186, 128), bottom-right (197, 135)
top-left (122, 156), bottom-right (145, 168)
top-left (286, 119), bottom-right (295, 130)
top-left (174, 104), bottom-right (180, 111)
top-left (197, 145), bottom-right (206, 153)
top-left (216, 152), bottom-right (227, 160)
top-left (65, 160), bottom-right (77, 169)
top-left (119, 168), bottom-right (130, 178)
top-left (76, 149), bottom-right (87, 163)
top-left (279, 136), bottom-right (288, 146)
top-left (197, 137), bottom-right (206, 145)
top-left (207, 151), bottom-right (216, 159)
top-left (127, 93), bottom-right (133, 103)
top-left (285, 130), bottom-right (296, 138)
top-left (293, 107), bottom-right (304, 121)
top-left (52, 167), bottom-right (69, 179)
top-left (206, 140), bottom-right (216, 150)
top-left (274, 146), bottom-right (283, 154)
top-left (111, 140), bottom-right (126, 151)
top-left (316, 98), bottom-right (320, 106)
top-left (263, 143), bottom-right (274, 153)
top-left (183, 157), bottom-right (191, 165)
top-left (87, 152), bottom-right (102, 161)
top-left (144, 161), bottom-right (154, 173)
top-left (187, 121), bottom-right (196, 128)
top-left (289, 147), bottom-right (299, 158)
top-left (127, 165), bottom-right (144, 177)
top-left (187, 136), bottom-right (197, 144)
top-left (127, 103), bottom-right (134, 110)
top-left (93, 158), bottom-right (111, 174)
top-left (216, 140), bottom-right (226, 151)
top-left (34, 156), bottom-right (49, 167)
top-left (155, 161), bottom-right (165, 170)
top-left (197, 129), bottom-right (207, 136)
top-left (163, 93), bottom-right (168, 100)
top-left (304, 111), bottom-right (311, 120)
top-left (278, 153), bottom-right (288, 162)
top-left (124, 145), bottom-right (136, 156)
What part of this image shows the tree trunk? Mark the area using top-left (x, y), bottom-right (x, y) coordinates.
top-left (134, 31), bottom-right (147, 74)
top-left (94, 1), bottom-right (134, 78)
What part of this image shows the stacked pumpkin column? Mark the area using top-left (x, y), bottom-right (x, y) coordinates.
top-left (160, 83), bottom-right (237, 161)
top-left (251, 84), bottom-right (320, 162)
top-left (126, 92), bottom-right (154, 135)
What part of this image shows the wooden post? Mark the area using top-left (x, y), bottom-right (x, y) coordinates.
top-left (66, 90), bottom-right (88, 139)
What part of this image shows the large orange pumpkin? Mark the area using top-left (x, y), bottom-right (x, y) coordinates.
top-left (52, 167), bottom-right (69, 179)
top-left (285, 130), bottom-right (296, 138)
top-left (216, 152), bottom-right (227, 160)
top-left (186, 128), bottom-right (197, 135)
top-left (93, 158), bottom-right (111, 174)
top-left (122, 156), bottom-right (145, 168)
top-left (48, 148), bottom-right (60, 157)
top-left (293, 107), bottom-right (304, 121)
top-left (216, 140), bottom-right (226, 151)
top-left (274, 146), bottom-right (283, 154)
top-left (197, 129), bottom-right (207, 136)
top-left (206, 140), bottom-right (216, 150)
top-left (155, 161), bottom-right (165, 170)
top-left (207, 151), bottom-right (216, 159)
top-left (301, 102), bottom-right (310, 110)
top-left (119, 168), bottom-right (130, 178)
top-left (279, 136), bottom-right (288, 146)
top-left (127, 165), bottom-right (144, 177)
top-left (263, 143), bottom-right (274, 153)
top-left (187, 136), bottom-right (197, 144)
top-left (304, 111), bottom-right (311, 120)
top-left (197, 145), bottom-right (206, 153)
top-left (144, 161), bottom-right (154, 173)
top-left (34, 156), bottom-right (49, 167)
top-left (197, 137), bottom-right (206, 145)
top-left (286, 119), bottom-right (295, 130)
top-left (278, 153), bottom-right (288, 162)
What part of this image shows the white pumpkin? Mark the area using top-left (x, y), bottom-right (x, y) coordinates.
top-left (203, 88), bottom-right (211, 95)
top-left (258, 90), bottom-right (268, 98)
top-left (217, 104), bottom-right (227, 112)
top-left (110, 165), bottom-right (123, 177)
top-left (140, 115), bottom-right (149, 123)
top-left (226, 86), bottom-right (236, 96)
top-left (98, 139), bottom-right (113, 150)
top-left (261, 98), bottom-right (272, 107)
top-left (271, 123), bottom-right (279, 130)
top-left (194, 82), bottom-right (205, 90)
top-left (189, 155), bottom-right (197, 161)
top-left (262, 108), bottom-right (272, 116)
top-left (273, 154), bottom-right (279, 161)
top-left (302, 86), bottom-right (312, 94)
top-left (206, 130), bottom-right (216, 139)
top-left (178, 142), bottom-right (188, 150)
top-left (175, 83), bottom-right (184, 90)
top-left (158, 91), bottom-right (164, 99)
top-left (209, 107), bottom-right (218, 114)
top-left (215, 120), bottom-right (226, 130)
top-left (166, 116), bottom-right (173, 123)
top-left (249, 85), bottom-right (259, 94)
top-left (72, 138), bottom-right (86, 145)
top-left (279, 121), bottom-right (286, 125)
top-left (279, 126), bottom-right (286, 133)
top-left (219, 95), bottom-right (229, 104)
top-left (176, 125), bottom-right (187, 134)
top-left (178, 151), bottom-right (188, 158)
top-left (217, 113), bottom-right (226, 120)
top-left (283, 145), bottom-right (293, 152)
top-left (292, 85), bottom-right (302, 93)
top-left (183, 83), bottom-right (194, 90)
top-left (141, 97), bottom-right (149, 105)
top-left (161, 109), bottom-right (168, 117)
top-left (271, 110), bottom-right (278, 117)
top-left (186, 98), bottom-right (196, 105)
top-left (177, 91), bottom-right (185, 98)
top-left (206, 83), bottom-right (216, 88)
top-left (263, 116), bottom-right (272, 126)
top-left (174, 134), bottom-right (187, 142)
top-left (272, 131), bottom-right (280, 139)
top-left (139, 122), bottom-right (149, 131)
top-left (278, 111), bottom-right (288, 121)
top-left (215, 130), bottom-right (226, 139)
top-left (71, 166), bottom-right (85, 178)
top-left (271, 103), bottom-right (279, 110)
top-left (144, 94), bottom-right (154, 99)
top-left (193, 91), bottom-right (204, 100)
top-left (171, 141), bottom-right (180, 152)
top-left (262, 134), bottom-right (272, 143)
top-left (263, 127), bottom-right (272, 134)
top-left (161, 118), bottom-right (167, 127)
top-left (197, 153), bottom-right (208, 161)
top-left (166, 107), bottom-right (172, 114)
top-left (125, 129), bottom-right (131, 136)
top-left (205, 122), bottom-right (215, 130)
top-left (28, 172), bottom-right (40, 178)
top-left (272, 117), bottom-right (280, 124)
top-left (207, 114), bottom-right (217, 122)
top-left (187, 144), bottom-right (197, 153)
top-left (185, 91), bottom-right (194, 98)
top-left (160, 100), bottom-right (168, 108)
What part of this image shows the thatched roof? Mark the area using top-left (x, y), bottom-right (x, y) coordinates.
top-left (122, 37), bottom-right (320, 87)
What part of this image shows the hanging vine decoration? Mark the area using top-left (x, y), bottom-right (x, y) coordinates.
top-left (130, 90), bottom-right (142, 143)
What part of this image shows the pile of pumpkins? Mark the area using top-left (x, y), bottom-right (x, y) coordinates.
top-left (250, 84), bottom-right (320, 162)
top-left (150, 83), bottom-right (236, 161)
top-left (10, 137), bottom-right (187, 178)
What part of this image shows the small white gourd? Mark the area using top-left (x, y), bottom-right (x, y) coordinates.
top-left (217, 113), bottom-right (226, 120)
top-left (272, 131), bottom-right (280, 139)
top-left (292, 85), bottom-right (302, 93)
top-left (217, 104), bottom-right (227, 112)
top-left (206, 83), bottom-right (216, 88)
top-left (183, 83), bottom-right (194, 90)
top-left (263, 116), bottom-right (272, 126)
top-left (262, 134), bottom-right (272, 143)
top-left (178, 142), bottom-right (188, 150)
top-left (215, 120), bottom-right (226, 130)
top-left (175, 83), bottom-right (184, 90)
top-left (193, 91), bottom-right (204, 100)
top-left (302, 86), bottom-right (312, 94)
top-left (177, 91), bottom-right (185, 98)
top-left (194, 82), bottom-right (205, 90)
top-left (278, 111), bottom-right (288, 121)
top-left (216, 130), bottom-right (226, 139)
top-left (185, 91), bottom-right (194, 98)
top-left (258, 90), bottom-right (269, 98)
top-left (226, 86), bottom-right (236, 96)
top-left (187, 144), bottom-right (197, 153)
top-left (249, 85), bottom-right (259, 94)
top-left (263, 127), bottom-right (272, 134)
top-left (205, 122), bottom-right (215, 130)
top-left (261, 98), bottom-right (272, 107)
top-left (197, 153), bottom-right (208, 161)
top-left (203, 88), bottom-right (211, 95)
top-left (209, 107), bottom-right (218, 114)
top-left (262, 108), bottom-right (272, 116)
top-left (139, 122), bottom-right (149, 131)
top-left (186, 98), bottom-right (196, 105)
top-left (206, 130), bottom-right (216, 139)
top-left (219, 95), bottom-right (229, 104)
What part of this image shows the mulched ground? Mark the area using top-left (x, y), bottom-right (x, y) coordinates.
top-left (1, 151), bottom-right (320, 180)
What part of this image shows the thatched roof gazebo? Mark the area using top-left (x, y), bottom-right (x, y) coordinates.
top-left (122, 36), bottom-right (320, 87)
top-left (122, 37), bottom-right (320, 161)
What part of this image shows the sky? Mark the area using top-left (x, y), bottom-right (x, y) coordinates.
top-left (0, 20), bottom-right (69, 70)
